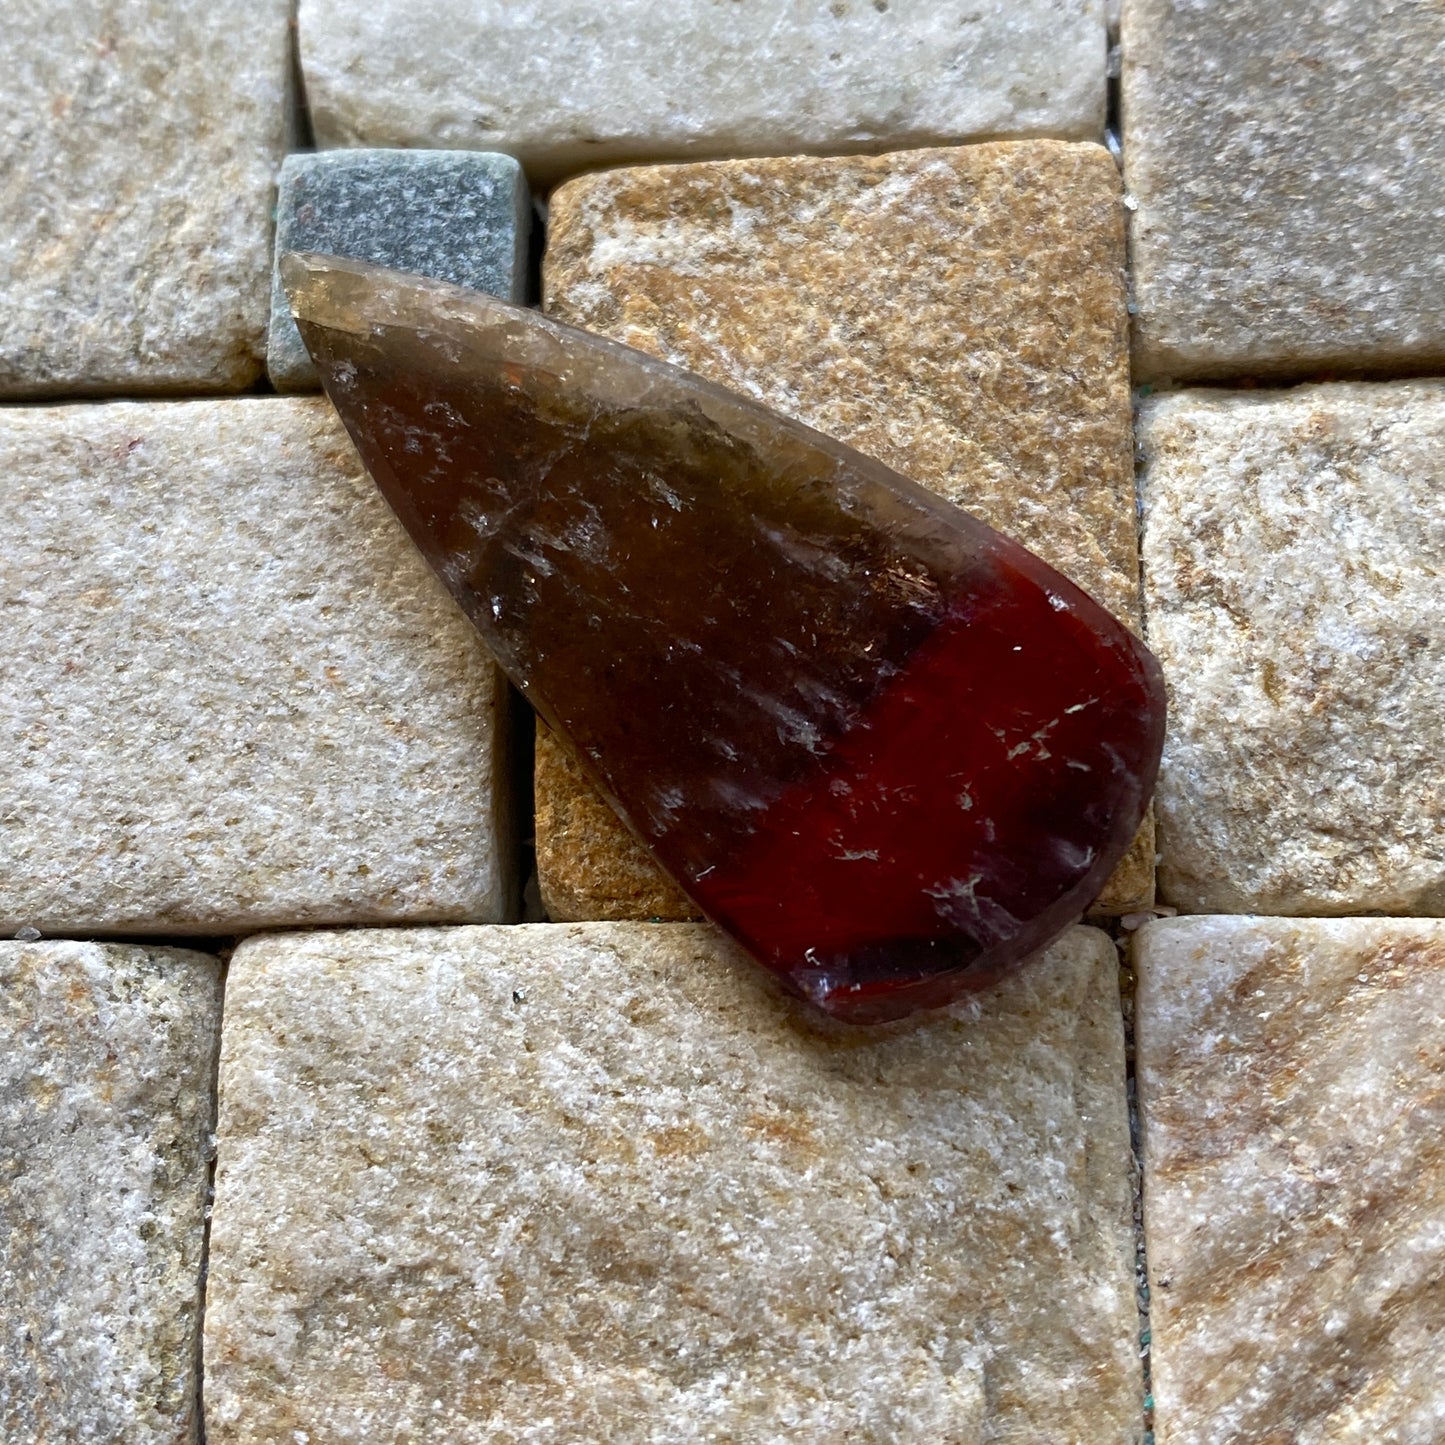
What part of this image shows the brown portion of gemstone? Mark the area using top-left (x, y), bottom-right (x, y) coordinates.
top-left (284, 253), bottom-right (1163, 1020)
top-left (539, 142), bottom-right (1154, 919)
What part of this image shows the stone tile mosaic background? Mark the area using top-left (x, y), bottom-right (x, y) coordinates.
top-left (1, 942), bottom-right (221, 1443)
top-left (1140, 383), bottom-right (1445, 918)
top-left (2, 0), bottom-right (1442, 1438)
top-left (1123, 0), bottom-right (1445, 381)
top-left (266, 148), bottom-right (531, 389)
top-left (1135, 917), bottom-right (1445, 1443)
top-left (299, 0), bottom-right (1108, 179)
top-left (206, 923), bottom-right (1137, 1443)
top-left (0, 398), bottom-right (513, 936)
top-left (1, 0), bottom-right (289, 397)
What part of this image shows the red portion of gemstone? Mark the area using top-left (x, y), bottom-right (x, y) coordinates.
top-left (284, 254), bottom-right (1165, 1023)
top-left (706, 591), bottom-right (1153, 1020)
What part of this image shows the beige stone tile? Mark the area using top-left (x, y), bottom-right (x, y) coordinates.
top-left (1, 941), bottom-right (222, 1443)
top-left (1122, 0), bottom-right (1445, 381)
top-left (1135, 916), bottom-right (1445, 1445)
top-left (1140, 383), bottom-right (1445, 915)
top-left (300, 0), bottom-right (1106, 182)
top-left (539, 142), bottom-right (1152, 920)
top-left (1, 0), bottom-right (288, 397)
top-left (205, 921), bottom-right (1140, 1443)
top-left (0, 398), bottom-right (512, 934)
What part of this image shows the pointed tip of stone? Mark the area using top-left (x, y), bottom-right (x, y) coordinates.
top-left (278, 250), bottom-right (337, 344)
top-left (278, 248), bottom-right (330, 300)
top-left (279, 251), bottom-right (539, 355)
top-left (279, 249), bottom-right (361, 333)
top-left (280, 249), bottom-right (431, 333)
top-left (277, 247), bottom-right (316, 297)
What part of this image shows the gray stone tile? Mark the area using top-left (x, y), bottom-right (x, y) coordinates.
top-left (0, 0), bottom-right (289, 397)
top-left (299, 0), bottom-right (1108, 181)
top-left (0, 398), bottom-right (512, 935)
top-left (1136, 916), bottom-right (1445, 1445)
top-left (1, 941), bottom-right (222, 1443)
top-left (1123, 0), bottom-right (1445, 380)
top-left (1140, 383), bottom-right (1445, 915)
top-left (268, 148), bottom-right (530, 390)
top-left (206, 921), bottom-right (1141, 1443)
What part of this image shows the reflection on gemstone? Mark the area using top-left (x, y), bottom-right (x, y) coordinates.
top-left (285, 253), bottom-right (1165, 1022)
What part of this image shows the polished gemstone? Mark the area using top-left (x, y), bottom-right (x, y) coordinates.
top-left (283, 254), bottom-right (1166, 1023)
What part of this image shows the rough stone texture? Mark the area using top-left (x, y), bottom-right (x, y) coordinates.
top-left (1140, 384), bottom-right (1445, 915)
top-left (1099, 822), bottom-right (1157, 918)
top-left (268, 149), bottom-right (531, 390)
top-left (0, 398), bottom-right (511, 934)
top-left (206, 921), bottom-right (1140, 1443)
top-left (1, 941), bottom-right (222, 1443)
top-left (539, 142), bottom-right (1152, 922)
top-left (1122, 0), bottom-right (1445, 381)
top-left (299, 0), bottom-right (1107, 181)
top-left (1135, 916), bottom-right (1445, 1445)
top-left (534, 723), bottom-right (697, 923)
top-left (0, 0), bottom-right (288, 397)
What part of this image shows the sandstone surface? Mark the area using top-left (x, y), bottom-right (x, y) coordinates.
top-left (206, 921), bottom-right (1140, 1443)
top-left (1, 941), bottom-right (222, 1443)
top-left (1, 0), bottom-right (288, 396)
top-left (1123, 0), bottom-right (1445, 379)
top-left (300, 0), bottom-right (1107, 181)
top-left (0, 398), bottom-right (512, 934)
top-left (539, 143), bottom-right (1152, 920)
top-left (534, 723), bottom-right (697, 923)
top-left (1140, 383), bottom-right (1445, 915)
top-left (1136, 916), bottom-right (1445, 1445)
